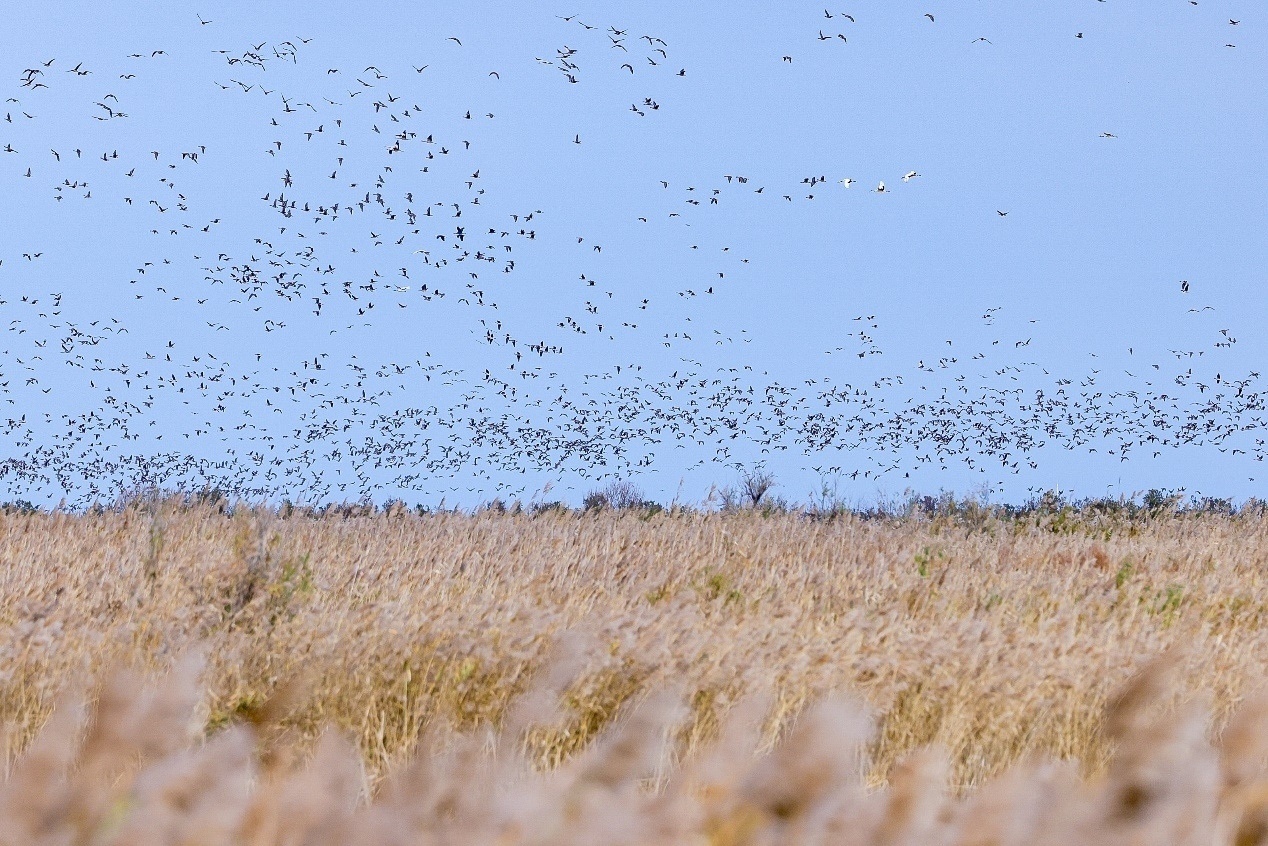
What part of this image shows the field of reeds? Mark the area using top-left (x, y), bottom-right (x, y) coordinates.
top-left (4, 495), bottom-right (1268, 843)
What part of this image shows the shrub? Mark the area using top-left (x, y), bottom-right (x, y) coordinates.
top-left (583, 479), bottom-right (647, 511)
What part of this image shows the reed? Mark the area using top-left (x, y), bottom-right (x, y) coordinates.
top-left (2, 502), bottom-right (1268, 842)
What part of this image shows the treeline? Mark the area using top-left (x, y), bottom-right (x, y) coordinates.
top-left (2, 471), bottom-right (1264, 524)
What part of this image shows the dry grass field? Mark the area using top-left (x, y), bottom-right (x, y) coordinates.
top-left (4, 498), bottom-right (1268, 843)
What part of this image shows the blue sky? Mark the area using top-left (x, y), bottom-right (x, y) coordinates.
top-left (1, 2), bottom-right (1264, 508)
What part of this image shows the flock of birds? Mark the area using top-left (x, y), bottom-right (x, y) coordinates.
top-left (0, 6), bottom-right (1262, 507)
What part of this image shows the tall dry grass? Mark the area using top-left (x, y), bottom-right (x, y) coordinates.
top-left (3, 502), bottom-right (1268, 842)
top-left (4, 645), bottom-right (1268, 844)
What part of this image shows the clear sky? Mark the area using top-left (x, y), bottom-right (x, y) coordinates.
top-left (1, 2), bottom-right (1264, 509)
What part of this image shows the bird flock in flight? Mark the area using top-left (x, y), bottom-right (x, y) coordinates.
top-left (0, 6), bottom-right (1262, 507)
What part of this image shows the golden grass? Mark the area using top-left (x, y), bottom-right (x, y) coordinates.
top-left (4, 502), bottom-right (1268, 842)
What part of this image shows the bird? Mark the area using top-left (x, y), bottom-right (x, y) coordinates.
top-left (0, 10), bottom-right (1258, 511)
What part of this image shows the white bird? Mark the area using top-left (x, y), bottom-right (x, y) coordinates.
top-left (902, 170), bottom-right (920, 182)
top-left (839, 177), bottom-right (856, 187)
top-left (874, 181), bottom-right (886, 193)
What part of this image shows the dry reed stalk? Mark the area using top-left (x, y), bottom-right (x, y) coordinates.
top-left (3, 508), bottom-right (1268, 840)
top-left (4, 644), bottom-right (1268, 844)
